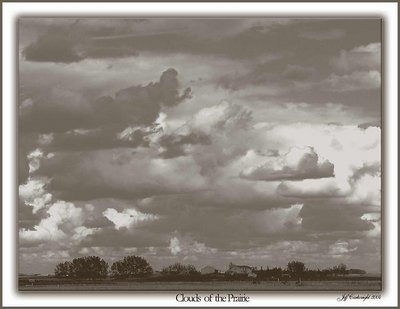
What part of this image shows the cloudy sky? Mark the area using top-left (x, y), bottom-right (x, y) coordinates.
top-left (18, 18), bottom-right (381, 275)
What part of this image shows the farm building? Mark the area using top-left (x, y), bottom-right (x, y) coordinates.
top-left (200, 266), bottom-right (218, 275)
top-left (226, 262), bottom-right (256, 276)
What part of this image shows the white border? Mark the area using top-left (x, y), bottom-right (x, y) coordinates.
top-left (2, 2), bottom-right (398, 307)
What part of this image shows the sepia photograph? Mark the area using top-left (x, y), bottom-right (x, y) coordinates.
top-left (17, 17), bottom-right (382, 292)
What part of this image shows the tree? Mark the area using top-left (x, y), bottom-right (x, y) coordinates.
top-left (161, 263), bottom-right (198, 275)
top-left (287, 261), bottom-right (306, 280)
top-left (110, 256), bottom-right (153, 278)
top-left (70, 256), bottom-right (108, 279)
top-left (333, 263), bottom-right (347, 275)
top-left (54, 261), bottom-right (72, 278)
top-left (54, 256), bottom-right (108, 279)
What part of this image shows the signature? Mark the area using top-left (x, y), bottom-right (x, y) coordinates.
top-left (337, 293), bottom-right (381, 302)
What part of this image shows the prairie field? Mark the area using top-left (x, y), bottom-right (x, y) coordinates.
top-left (19, 279), bottom-right (382, 291)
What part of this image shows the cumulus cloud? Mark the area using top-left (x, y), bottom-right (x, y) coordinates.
top-left (169, 237), bottom-right (182, 255)
top-left (168, 234), bottom-right (217, 257)
top-left (19, 178), bottom-right (52, 213)
top-left (103, 208), bottom-right (159, 230)
top-left (240, 147), bottom-right (334, 181)
top-left (191, 101), bottom-right (252, 134)
top-left (19, 201), bottom-right (83, 244)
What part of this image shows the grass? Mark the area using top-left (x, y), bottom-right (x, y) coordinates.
top-left (19, 279), bottom-right (382, 291)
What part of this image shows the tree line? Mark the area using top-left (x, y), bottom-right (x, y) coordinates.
top-left (54, 256), bottom-right (364, 280)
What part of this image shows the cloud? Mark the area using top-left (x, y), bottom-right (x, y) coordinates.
top-left (20, 18), bottom-right (295, 62)
top-left (19, 200), bottom-right (83, 244)
top-left (103, 207), bottom-right (159, 230)
top-left (158, 132), bottom-right (211, 159)
top-left (22, 28), bottom-right (83, 63)
top-left (300, 203), bottom-right (374, 232)
top-left (18, 18), bottom-right (382, 274)
top-left (19, 68), bottom-right (191, 133)
top-left (168, 234), bottom-right (217, 257)
top-left (323, 70), bottom-right (381, 92)
top-left (35, 149), bottom-right (208, 200)
top-left (282, 64), bottom-right (316, 81)
top-left (191, 101), bottom-right (253, 134)
top-left (331, 43), bottom-right (381, 73)
top-left (298, 28), bottom-right (345, 40)
top-left (241, 147), bottom-right (334, 181)
top-left (276, 178), bottom-right (349, 198)
top-left (169, 237), bottom-right (182, 255)
top-left (19, 178), bottom-right (52, 213)
top-left (43, 127), bottom-right (149, 152)
top-left (328, 240), bottom-right (358, 256)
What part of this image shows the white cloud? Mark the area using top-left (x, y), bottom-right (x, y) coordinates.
top-left (72, 226), bottom-right (101, 241)
top-left (19, 201), bottom-right (83, 243)
top-left (240, 147), bottom-right (334, 181)
top-left (19, 178), bottom-right (52, 213)
top-left (27, 148), bottom-right (44, 174)
top-left (191, 101), bottom-right (252, 134)
top-left (168, 235), bottom-right (217, 256)
top-left (103, 208), bottom-right (159, 230)
top-left (253, 204), bottom-right (303, 233)
top-left (169, 237), bottom-right (182, 255)
top-left (328, 240), bottom-right (358, 256)
top-left (349, 174), bottom-right (381, 207)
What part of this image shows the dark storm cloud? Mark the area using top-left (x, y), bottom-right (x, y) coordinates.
top-left (22, 28), bottom-right (83, 63)
top-left (300, 203), bottom-right (374, 232)
top-left (19, 68), bottom-right (191, 133)
top-left (158, 132), bottom-right (211, 159)
top-left (358, 121), bottom-right (381, 129)
top-left (33, 148), bottom-right (207, 201)
top-left (34, 152), bottom-right (170, 200)
top-left (218, 63), bottom-right (315, 91)
top-left (44, 127), bottom-right (149, 152)
top-left (22, 18), bottom-right (380, 63)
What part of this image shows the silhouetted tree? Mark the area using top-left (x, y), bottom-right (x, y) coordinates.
top-left (110, 256), bottom-right (153, 278)
top-left (333, 263), bottom-right (347, 275)
top-left (54, 256), bottom-right (108, 279)
top-left (54, 261), bottom-right (72, 278)
top-left (162, 263), bottom-right (198, 275)
top-left (287, 261), bottom-right (305, 280)
top-left (70, 256), bottom-right (108, 279)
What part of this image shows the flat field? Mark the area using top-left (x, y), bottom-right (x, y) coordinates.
top-left (19, 279), bottom-right (382, 291)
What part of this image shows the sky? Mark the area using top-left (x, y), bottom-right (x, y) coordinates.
top-left (18, 18), bottom-right (381, 274)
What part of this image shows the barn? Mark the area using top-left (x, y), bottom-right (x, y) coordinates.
top-left (226, 262), bottom-right (256, 276)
